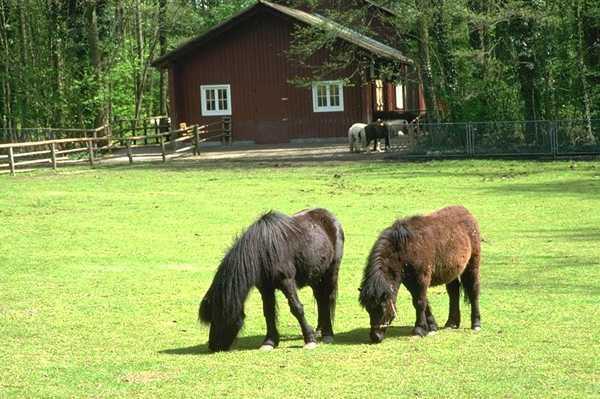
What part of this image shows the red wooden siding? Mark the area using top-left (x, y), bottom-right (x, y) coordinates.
top-left (169, 9), bottom-right (362, 144)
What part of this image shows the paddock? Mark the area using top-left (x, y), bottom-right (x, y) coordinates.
top-left (1, 159), bottom-right (598, 397)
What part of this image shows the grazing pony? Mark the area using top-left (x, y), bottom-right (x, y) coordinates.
top-left (364, 119), bottom-right (390, 152)
top-left (199, 208), bottom-right (344, 352)
top-left (359, 206), bottom-right (481, 343)
top-left (348, 123), bottom-right (367, 152)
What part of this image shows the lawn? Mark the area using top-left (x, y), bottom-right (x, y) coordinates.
top-left (1, 159), bottom-right (599, 398)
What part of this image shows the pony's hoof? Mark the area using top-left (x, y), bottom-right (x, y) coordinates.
top-left (444, 323), bottom-right (459, 329)
top-left (412, 327), bottom-right (427, 337)
top-left (322, 336), bottom-right (334, 344)
top-left (303, 342), bottom-right (318, 350)
top-left (259, 344), bottom-right (274, 351)
top-left (427, 330), bottom-right (437, 336)
top-left (472, 326), bottom-right (481, 332)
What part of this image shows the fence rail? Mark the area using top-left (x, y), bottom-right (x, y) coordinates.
top-left (390, 119), bottom-right (600, 158)
top-left (0, 118), bottom-right (232, 175)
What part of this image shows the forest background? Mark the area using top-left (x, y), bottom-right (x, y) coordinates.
top-left (0, 0), bottom-right (598, 132)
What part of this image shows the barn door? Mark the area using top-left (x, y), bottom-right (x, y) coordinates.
top-left (256, 85), bottom-right (289, 144)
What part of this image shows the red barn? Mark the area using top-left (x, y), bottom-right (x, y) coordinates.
top-left (152, 0), bottom-right (425, 145)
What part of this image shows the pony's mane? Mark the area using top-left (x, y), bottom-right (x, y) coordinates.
top-left (359, 220), bottom-right (415, 308)
top-left (199, 211), bottom-right (303, 326)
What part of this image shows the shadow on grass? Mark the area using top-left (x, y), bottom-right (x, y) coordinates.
top-left (481, 178), bottom-right (600, 199)
top-left (520, 227), bottom-right (600, 243)
top-left (158, 325), bottom-right (414, 355)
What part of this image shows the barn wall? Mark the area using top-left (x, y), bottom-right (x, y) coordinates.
top-left (170, 8), bottom-right (363, 144)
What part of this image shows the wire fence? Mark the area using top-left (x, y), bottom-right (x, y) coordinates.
top-left (392, 119), bottom-right (600, 158)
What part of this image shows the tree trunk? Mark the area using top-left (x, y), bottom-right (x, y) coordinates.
top-left (48, 0), bottom-right (64, 127)
top-left (432, 0), bottom-right (456, 120)
top-left (416, 4), bottom-right (439, 123)
top-left (158, 0), bottom-right (168, 116)
top-left (576, 0), bottom-right (594, 142)
top-left (134, 0), bottom-right (144, 125)
top-left (16, 0), bottom-right (29, 127)
top-left (0, 0), bottom-right (14, 136)
top-left (85, 0), bottom-right (106, 127)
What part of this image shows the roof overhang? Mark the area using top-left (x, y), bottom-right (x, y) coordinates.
top-left (152, 0), bottom-right (412, 69)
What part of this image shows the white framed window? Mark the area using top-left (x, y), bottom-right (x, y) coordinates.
top-left (312, 81), bottom-right (344, 112)
top-left (201, 84), bottom-right (231, 116)
top-left (395, 83), bottom-right (405, 110)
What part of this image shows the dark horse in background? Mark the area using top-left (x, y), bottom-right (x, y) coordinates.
top-left (359, 206), bottom-right (481, 343)
top-left (199, 208), bottom-right (344, 352)
top-left (364, 119), bottom-right (390, 152)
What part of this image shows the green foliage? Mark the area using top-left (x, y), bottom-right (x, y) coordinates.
top-left (1, 159), bottom-right (599, 397)
top-left (286, 0), bottom-right (600, 123)
top-left (0, 0), bottom-right (254, 131)
top-left (0, 0), bottom-right (599, 131)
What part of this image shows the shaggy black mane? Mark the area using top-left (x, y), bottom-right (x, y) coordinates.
top-left (199, 211), bottom-right (303, 326)
top-left (358, 220), bottom-right (414, 308)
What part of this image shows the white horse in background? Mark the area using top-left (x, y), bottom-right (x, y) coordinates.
top-left (348, 123), bottom-right (367, 152)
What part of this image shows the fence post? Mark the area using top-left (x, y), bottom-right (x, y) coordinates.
top-left (159, 135), bottom-right (166, 162)
top-left (223, 117), bottom-right (232, 145)
top-left (87, 139), bottom-right (95, 167)
top-left (8, 146), bottom-right (15, 175)
top-left (50, 143), bottom-right (57, 170)
top-left (467, 123), bottom-right (475, 156)
top-left (106, 124), bottom-right (113, 152)
top-left (465, 123), bottom-right (470, 156)
top-left (193, 125), bottom-right (200, 155)
top-left (552, 121), bottom-right (558, 159)
top-left (126, 139), bottom-right (133, 164)
top-left (154, 119), bottom-right (159, 144)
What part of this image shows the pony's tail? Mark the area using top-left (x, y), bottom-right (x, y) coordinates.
top-left (330, 222), bottom-right (345, 323)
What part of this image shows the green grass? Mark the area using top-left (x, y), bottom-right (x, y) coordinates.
top-left (1, 159), bottom-right (599, 398)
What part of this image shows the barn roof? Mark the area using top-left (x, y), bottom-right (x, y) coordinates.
top-left (151, 0), bottom-right (412, 68)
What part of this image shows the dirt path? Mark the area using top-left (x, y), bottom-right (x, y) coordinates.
top-left (99, 142), bottom-right (391, 165)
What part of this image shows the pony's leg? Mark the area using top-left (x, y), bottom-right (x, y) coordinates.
top-left (425, 302), bottom-right (438, 333)
top-left (461, 254), bottom-right (482, 331)
top-left (258, 287), bottom-right (279, 350)
top-left (280, 279), bottom-right (317, 348)
top-left (404, 277), bottom-right (430, 337)
top-left (444, 278), bottom-right (461, 329)
top-left (313, 281), bottom-right (335, 343)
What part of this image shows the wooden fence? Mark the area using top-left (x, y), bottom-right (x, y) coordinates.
top-left (0, 118), bottom-right (232, 175)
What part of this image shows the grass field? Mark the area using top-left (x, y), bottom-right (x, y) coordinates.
top-left (1, 159), bottom-right (599, 398)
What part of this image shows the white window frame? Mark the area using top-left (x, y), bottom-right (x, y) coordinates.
top-left (201, 84), bottom-right (232, 116)
top-left (311, 81), bottom-right (344, 113)
top-left (395, 83), bottom-right (405, 110)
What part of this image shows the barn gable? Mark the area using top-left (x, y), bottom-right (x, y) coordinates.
top-left (152, 1), bottom-right (423, 145)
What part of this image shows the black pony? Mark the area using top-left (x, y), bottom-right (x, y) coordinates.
top-left (199, 208), bottom-right (344, 352)
top-left (359, 206), bottom-right (481, 343)
top-left (365, 119), bottom-right (390, 152)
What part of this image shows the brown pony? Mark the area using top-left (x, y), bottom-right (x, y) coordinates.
top-left (359, 206), bottom-right (481, 343)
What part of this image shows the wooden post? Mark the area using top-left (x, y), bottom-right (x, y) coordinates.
top-left (193, 125), bottom-right (200, 155)
top-left (154, 119), bottom-right (159, 143)
top-left (50, 143), bottom-right (57, 170)
top-left (87, 139), bottom-right (95, 167)
top-left (8, 146), bottom-right (15, 176)
top-left (126, 139), bottom-right (133, 164)
top-left (160, 135), bottom-right (166, 162)
top-left (144, 122), bottom-right (148, 145)
top-left (106, 125), bottom-right (113, 152)
top-left (223, 117), bottom-right (232, 145)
